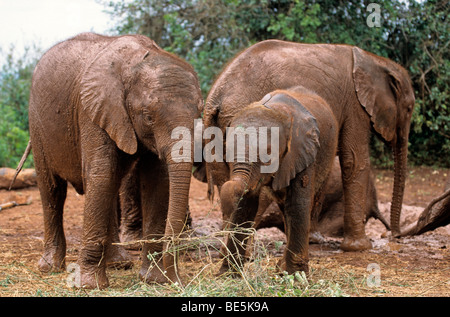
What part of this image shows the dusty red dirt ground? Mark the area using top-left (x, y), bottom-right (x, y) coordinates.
top-left (0, 165), bottom-right (449, 296)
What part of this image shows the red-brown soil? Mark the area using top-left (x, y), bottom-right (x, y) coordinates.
top-left (0, 165), bottom-right (448, 296)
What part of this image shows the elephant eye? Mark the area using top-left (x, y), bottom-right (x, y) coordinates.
top-left (142, 110), bottom-right (152, 124)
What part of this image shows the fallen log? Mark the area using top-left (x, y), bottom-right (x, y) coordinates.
top-left (0, 167), bottom-right (37, 190)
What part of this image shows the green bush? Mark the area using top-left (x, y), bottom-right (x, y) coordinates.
top-left (1, 1), bottom-right (448, 168)
top-left (0, 45), bottom-right (39, 168)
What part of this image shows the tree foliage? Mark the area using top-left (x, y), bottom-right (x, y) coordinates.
top-left (0, 46), bottom-right (39, 168)
top-left (0, 1), bottom-right (447, 168)
top-left (102, 0), bottom-right (449, 167)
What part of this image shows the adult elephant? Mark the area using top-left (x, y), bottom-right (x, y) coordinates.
top-left (203, 40), bottom-right (415, 251)
top-left (29, 33), bottom-right (202, 288)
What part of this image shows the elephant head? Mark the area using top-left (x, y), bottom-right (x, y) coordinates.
top-left (352, 47), bottom-right (415, 236)
top-left (220, 91), bottom-right (320, 223)
top-left (79, 36), bottom-right (203, 279)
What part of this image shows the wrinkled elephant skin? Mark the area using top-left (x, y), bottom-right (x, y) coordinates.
top-left (217, 87), bottom-right (338, 276)
top-left (204, 41), bottom-right (415, 250)
top-left (29, 33), bottom-right (202, 289)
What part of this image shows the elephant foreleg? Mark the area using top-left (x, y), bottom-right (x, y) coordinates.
top-left (218, 193), bottom-right (259, 276)
top-left (78, 146), bottom-right (125, 289)
top-left (279, 168), bottom-right (313, 275)
top-left (339, 127), bottom-right (373, 251)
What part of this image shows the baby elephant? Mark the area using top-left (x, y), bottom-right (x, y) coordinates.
top-left (219, 86), bottom-right (338, 276)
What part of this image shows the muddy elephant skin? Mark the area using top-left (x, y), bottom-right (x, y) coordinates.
top-left (204, 40), bottom-right (415, 251)
top-left (254, 157), bottom-right (390, 238)
top-left (29, 33), bottom-right (202, 289)
top-left (217, 87), bottom-right (338, 275)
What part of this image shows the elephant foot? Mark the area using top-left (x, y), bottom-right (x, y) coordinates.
top-left (80, 268), bottom-right (109, 289)
top-left (215, 262), bottom-right (242, 278)
top-left (309, 231), bottom-right (326, 244)
top-left (38, 251), bottom-right (65, 273)
top-left (119, 228), bottom-right (142, 251)
top-left (340, 235), bottom-right (372, 251)
top-left (106, 245), bottom-right (134, 269)
top-left (276, 254), bottom-right (309, 276)
top-left (139, 263), bottom-right (182, 285)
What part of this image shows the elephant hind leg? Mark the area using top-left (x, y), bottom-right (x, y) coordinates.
top-left (36, 170), bottom-right (68, 273)
top-left (118, 162), bottom-right (142, 250)
top-left (138, 156), bottom-right (170, 284)
top-left (104, 197), bottom-right (134, 270)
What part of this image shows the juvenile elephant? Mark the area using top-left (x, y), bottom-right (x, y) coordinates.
top-left (217, 86), bottom-right (338, 275)
top-left (204, 40), bottom-right (415, 250)
top-left (28, 33), bottom-right (202, 288)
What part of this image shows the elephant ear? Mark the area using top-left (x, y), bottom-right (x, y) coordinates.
top-left (269, 93), bottom-right (320, 191)
top-left (80, 36), bottom-right (150, 155)
top-left (352, 47), bottom-right (402, 142)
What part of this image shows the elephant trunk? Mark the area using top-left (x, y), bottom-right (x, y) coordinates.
top-left (220, 163), bottom-right (254, 227)
top-left (162, 158), bottom-right (192, 283)
top-left (390, 135), bottom-right (408, 237)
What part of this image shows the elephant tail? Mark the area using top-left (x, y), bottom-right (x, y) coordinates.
top-left (9, 139), bottom-right (32, 190)
top-left (368, 203), bottom-right (391, 231)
